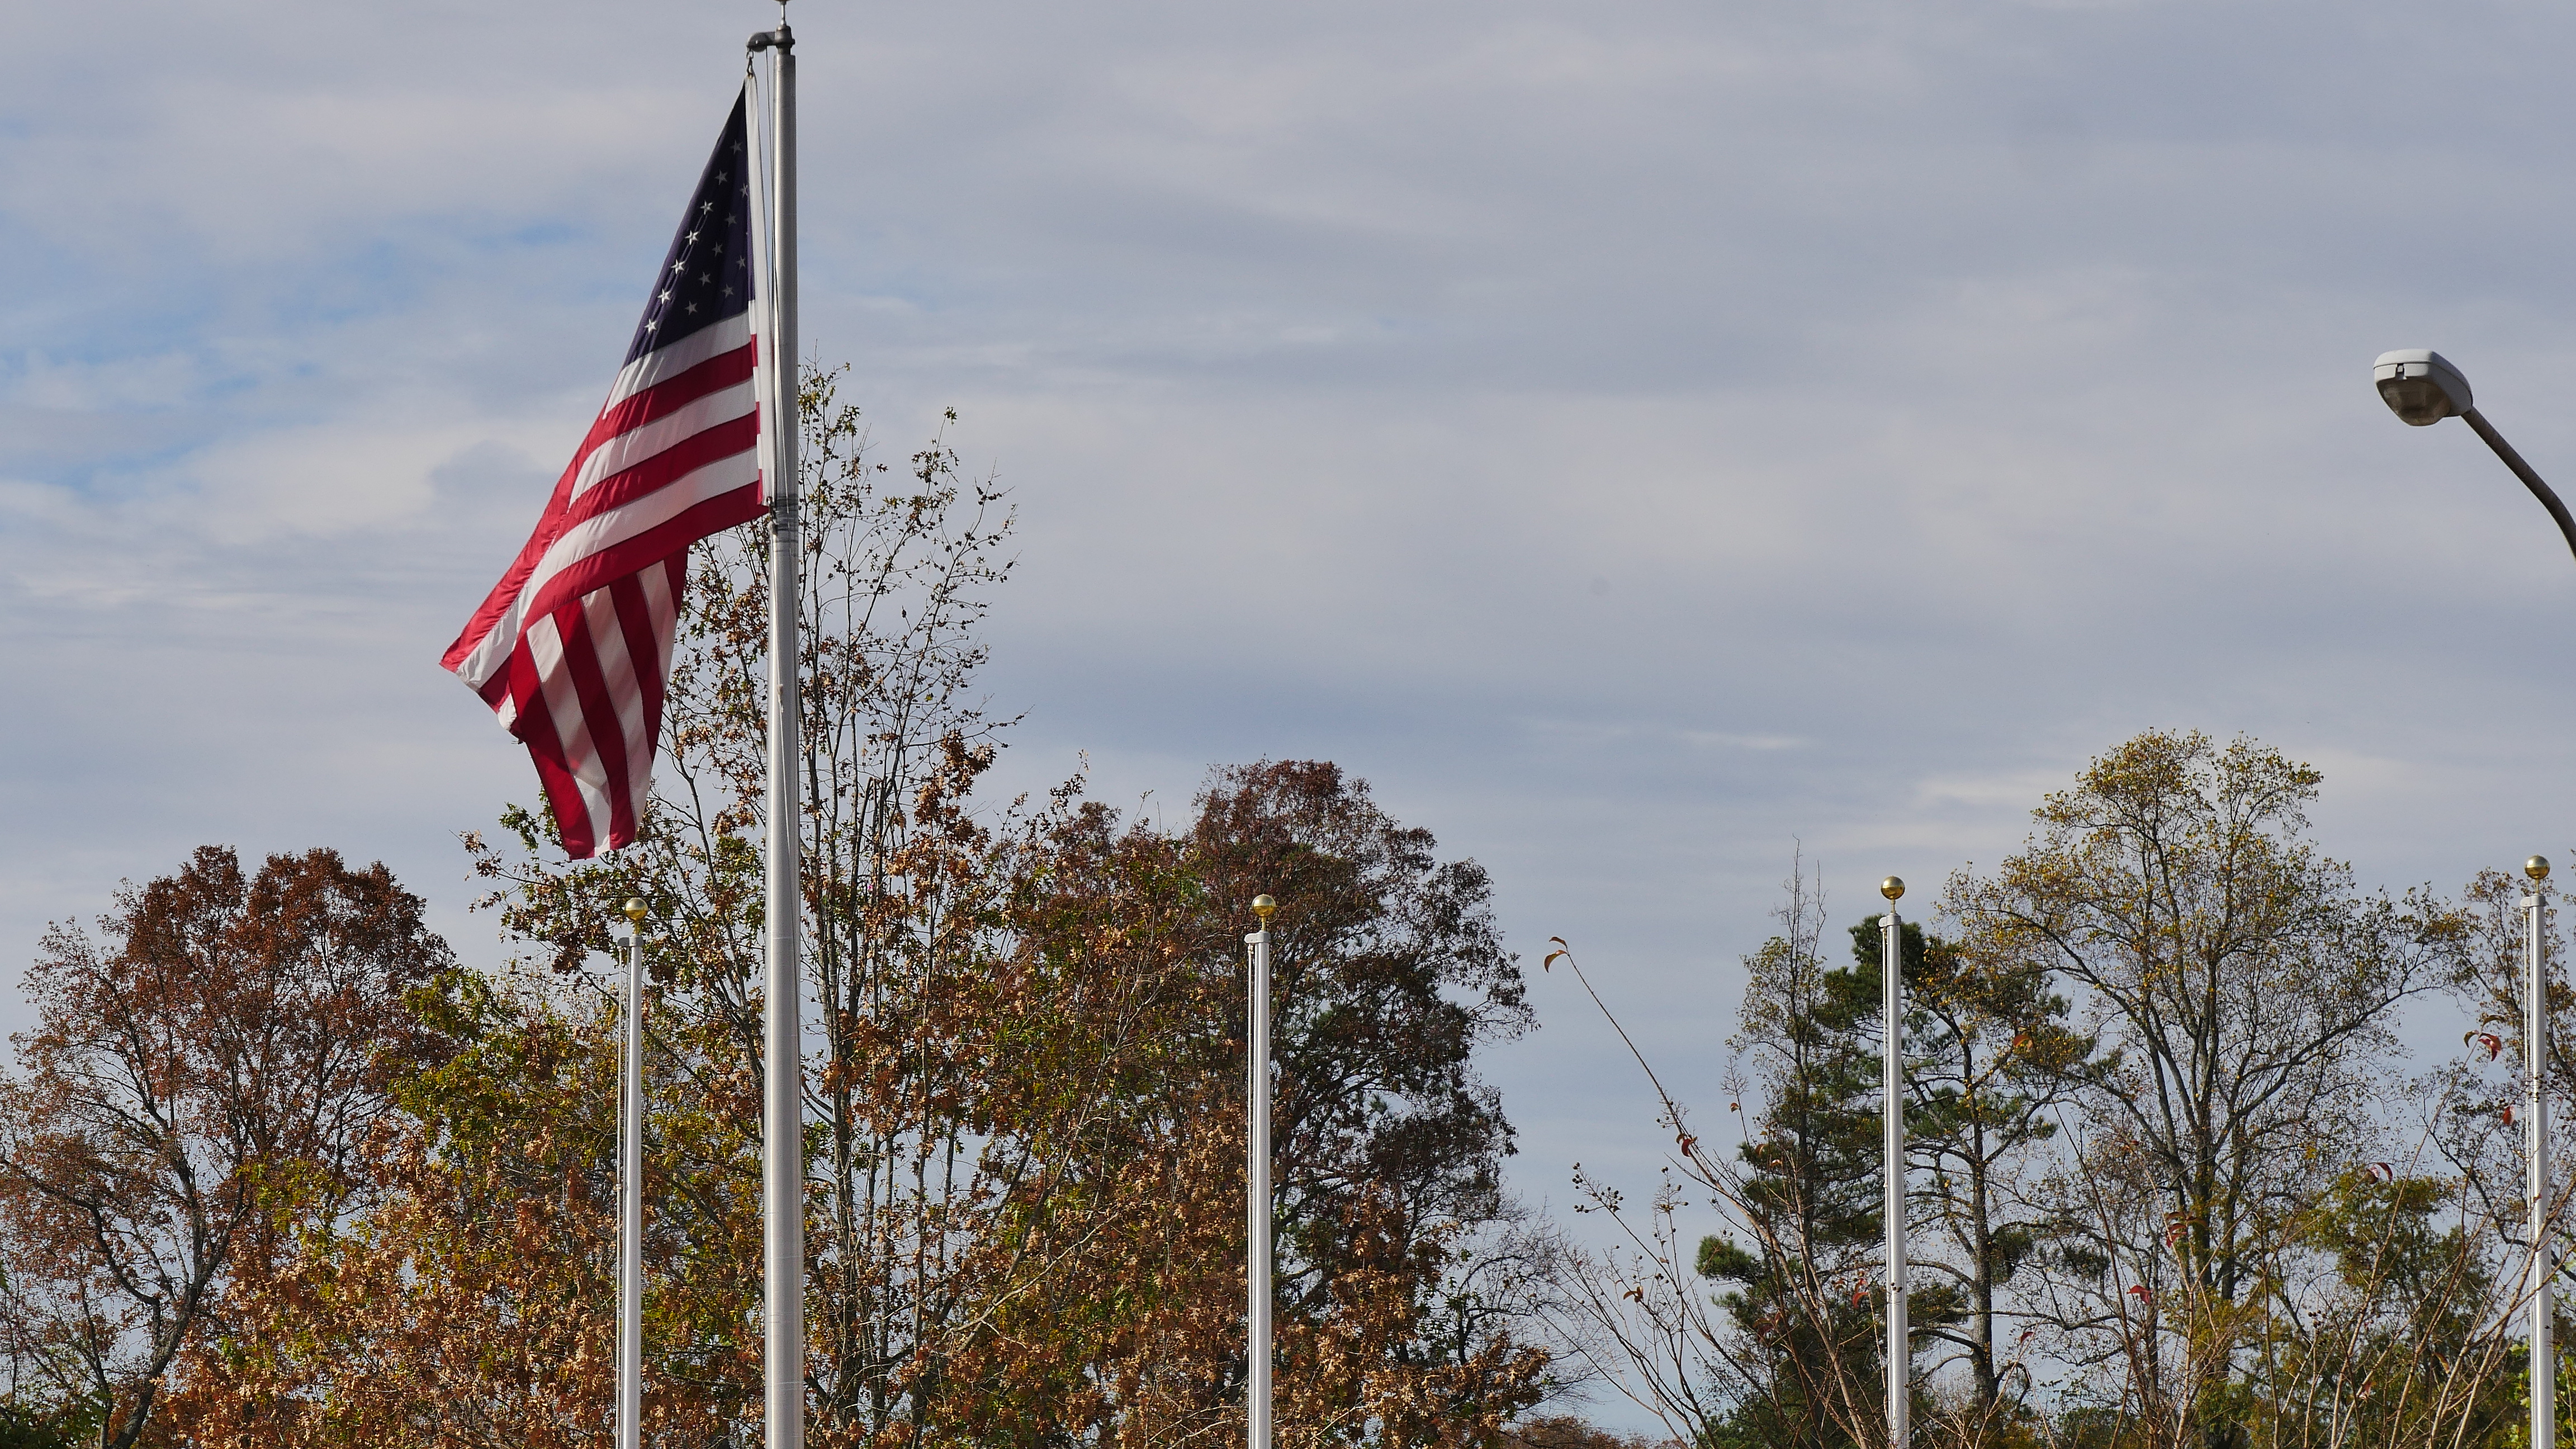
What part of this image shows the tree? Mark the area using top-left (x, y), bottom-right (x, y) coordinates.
top-left (2256, 1164), bottom-right (2513, 1449)
top-left (1543, 859), bottom-right (1900, 1449)
top-left (0, 846), bottom-right (453, 1448)
top-left (462, 374), bottom-right (1022, 1445)
top-left (1692, 863), bottom-right (1887, 1449)
top-left (167, 972), bottom-right (643, 1447)
top-left (1186, 760), bottom-right (1533, 1323)
top-left (1500, 1414), bottom-right (1678, 1449)
top-left (1688, 897), bottom-right (2091, 1448)
top-left (174, 379), bottom-right (1552, 1445)
top-left (238, 756), bottom-right (1552, 1449)
top-left (1554, 749), bottom-right (2511, 1449)
top-left (1943, 730), bottom-right (2471, 1449)
top-left (828, 758), bottom-right (1550, 1447)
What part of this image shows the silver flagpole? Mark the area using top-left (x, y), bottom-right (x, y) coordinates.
top-left (750, 11), bottom-right (804, 1449)
top-left (618, 899), bottom-right (648, 1449)
top-left (1247, 894), bottom-right (1276, 1449)
top-left (2532, 855), bottom-right (2554, 1449)
top-left (1880, 877), bottom-right (1907, 1449)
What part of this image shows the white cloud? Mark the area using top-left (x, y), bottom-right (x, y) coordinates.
top-left (157, 419), bottom-right (548, 543)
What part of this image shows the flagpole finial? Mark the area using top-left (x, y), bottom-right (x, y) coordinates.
top-left (1253, 893), bottom-right (1277, 925)
top-left (623, 897), bottom-right (649, 925)
top-left (1881, 877), bottom-right (1905, 902)
top-left (2531, 856), bottom-right (2552, 883)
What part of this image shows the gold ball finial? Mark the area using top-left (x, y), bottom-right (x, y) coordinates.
top-left (623, 897), bottom-right (649, 924)
top-left (1881, 877), bottom-right (1905, 902)
top-left (2530, 856), bottom-right (2552, 883)
top-left (1252, 893), bottom-right (1277, 923)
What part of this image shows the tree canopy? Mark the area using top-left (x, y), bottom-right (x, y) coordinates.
top-left (1557, 730), bottom-right (2536, 1449)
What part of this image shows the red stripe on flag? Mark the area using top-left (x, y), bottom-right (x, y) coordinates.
top-left (573, 343), bottom-right (756, 470)
top-left (443, 430), bottom-right (755, 678)
top-left (522, 724), bottom-right (603, 860)
top-left (556, 598), bottom-right (638, 851)
top-left (517, 479), bottom-right (764, 631)
top-left (612, 566), bottom-right (671, 773)
top-left (561, 411), bottom-right (759, 534)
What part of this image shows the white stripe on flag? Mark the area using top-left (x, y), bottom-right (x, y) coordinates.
top-left (582, 586), bottom-right (646, 752)
top-left (527, 452), bottom-right (759, 602)
top-left (641, 560), bottom-right (678, 680)
top-left (570, 375), bottom-right (757, 501)
top-left (603, 314), bottom-right (752, 410)
top-left (452, 449), bottom-right (759, 692)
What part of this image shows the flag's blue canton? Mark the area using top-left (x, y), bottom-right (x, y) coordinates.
top-left (624, 93), bottom-right (756, 364)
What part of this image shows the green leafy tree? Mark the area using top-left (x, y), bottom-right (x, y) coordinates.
top-left (1945, 730), bottom-right (2473, 1449)
top-left (1701, 905), bottom-right (2092, 1447)
top-left (2255, 1166), bottom-right (2512, 1449)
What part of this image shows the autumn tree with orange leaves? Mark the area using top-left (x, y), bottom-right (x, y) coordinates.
top-left (0, 846), bottom-right (453, 1449)
top-left (157, 760), bottom-right (1552, 1449)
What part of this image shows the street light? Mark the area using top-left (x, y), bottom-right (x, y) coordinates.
top-left (2373, 349), bottom-right (2576, 562)
top-left (2375, 349), bottom-right (2568, 1449)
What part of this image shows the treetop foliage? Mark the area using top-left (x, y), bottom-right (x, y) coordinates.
top-left (1558, 728), bottom-right (2544, 1449)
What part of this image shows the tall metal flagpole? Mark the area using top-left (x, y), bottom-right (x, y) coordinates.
top-left (1880, 877), bottom-right (1907, 1449)
top-left (618, 899), bottom-right (648, 1449)
top-left (750, 11), bottom-right (804, 1449)
top-left (2531, 855), bottom-right (2555, 1449)
top-left (1247, 895), bottom-right (1276, 1449)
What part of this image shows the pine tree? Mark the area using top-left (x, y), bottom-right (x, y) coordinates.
top-left (1696, 873), bottom-right (1884, 1449)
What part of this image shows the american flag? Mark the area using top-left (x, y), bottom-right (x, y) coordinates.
top-left (443, 90), bottom-right (769, 859)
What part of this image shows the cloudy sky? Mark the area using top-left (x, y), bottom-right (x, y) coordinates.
top-left (8, 0), bottom-right (2576, 1415)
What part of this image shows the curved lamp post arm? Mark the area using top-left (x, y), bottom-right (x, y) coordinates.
top-left (2460, 408), bottom-right (2576, 568)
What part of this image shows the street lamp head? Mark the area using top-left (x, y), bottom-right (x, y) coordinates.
top-left (2374, 349), bottom-right (2473, 427)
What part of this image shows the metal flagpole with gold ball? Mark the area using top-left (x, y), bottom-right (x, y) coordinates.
top-left (1881, 876), bottom-right (1907, 1449)
top-left (1247, 894), bottom-right (1277, 1449)
top-left (2531, 855), bottom-right (2556, 1449)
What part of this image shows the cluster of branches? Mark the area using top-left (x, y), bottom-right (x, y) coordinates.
top-left (0, 378), bottom-right (1557, 1448)
top-left (1549, 729), bottom-right (2571, 1449)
